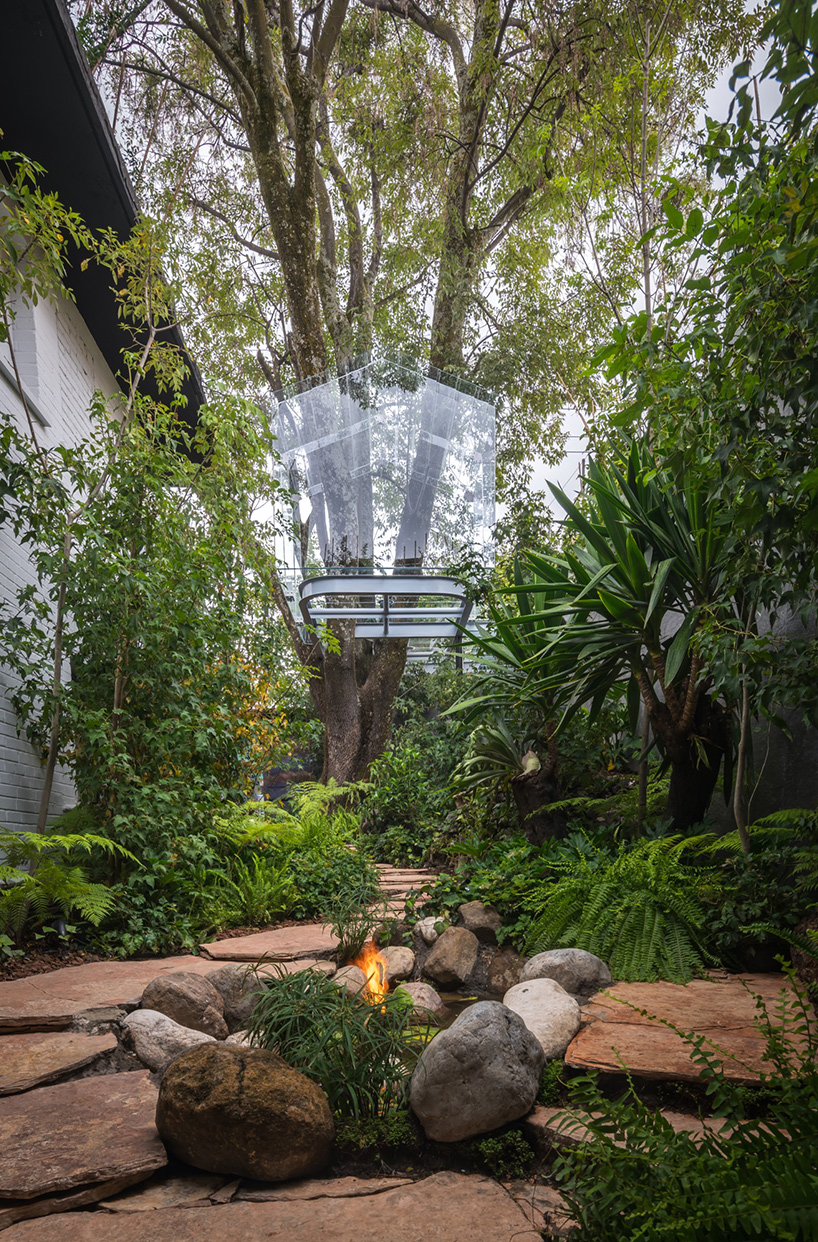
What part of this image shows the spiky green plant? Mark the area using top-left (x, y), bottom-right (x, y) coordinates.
top-left (213, 855), bottom-right (297, 927)
top-left (247, 965), bottom-right (425, 1119)
top-left (524, 837), bottom-right (714, 982)
top-left (0, 827), bottom-right (136, 940)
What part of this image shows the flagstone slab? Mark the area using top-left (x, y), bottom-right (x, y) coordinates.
top-left (0, 956), bottom-right (219, 1033)
top-left (565, 974), bottom-right (811, 1084)
top-left (200, 924), bottom-right (338, 962)
top-left (0, 1031), bottom-right (118, 1095)
top-left (0, 1070), bottom-right (166, 1200)
top-left (0, 1173), bottom-right (150, 1231)
top-left (2, 1172), bottom-right (541, 1241)
top-left (236, 1175), bottom-right (414, 1201)
top-left (99, 1172), bottom-right (232, 1213)
top-left (523, 1104), bottom-right (729, 1153)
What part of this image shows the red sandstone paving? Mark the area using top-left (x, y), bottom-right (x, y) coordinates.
top-left (199, 923), bottom-right (338, 962)
top-left (565, 974), bottom-right (813, 1083)
top-left (0, 955), bottom-right (320, 1031)
top-left (2, 1172), bottom-right (541, 1242)
top-left (0, 1031), bottom-right (118, 1095)
top-left (0, 1071), bottom-right (166, 1200)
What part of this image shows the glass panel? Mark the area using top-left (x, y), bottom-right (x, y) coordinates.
top-left (272, 357), bottom-right (495, 571)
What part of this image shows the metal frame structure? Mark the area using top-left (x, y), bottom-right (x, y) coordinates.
top-left (298, 570), bottom-right (472, 642)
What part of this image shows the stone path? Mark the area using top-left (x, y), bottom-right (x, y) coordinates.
top-left (565, 973), bottom-right (812, 1083)
top-left (1, 1172), bottom-right (542, 1241)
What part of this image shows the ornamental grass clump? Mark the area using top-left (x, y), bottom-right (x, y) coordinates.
top-left (247, 966), bottom-right (425, 1119)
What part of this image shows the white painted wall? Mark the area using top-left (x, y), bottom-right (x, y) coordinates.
top-left (0, 285), bottom-right (119, 832)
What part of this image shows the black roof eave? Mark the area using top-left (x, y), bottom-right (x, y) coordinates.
top-left (0, 0), bottom-right (205, 428)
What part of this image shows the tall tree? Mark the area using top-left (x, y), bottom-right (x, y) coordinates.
top-left (83, 0), bottom-right (753, 781)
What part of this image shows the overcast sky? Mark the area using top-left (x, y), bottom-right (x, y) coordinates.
top-left (543, 46), bottom-right (781, 505)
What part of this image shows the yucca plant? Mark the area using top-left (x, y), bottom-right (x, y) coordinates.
top-left (524, 837), bottom-right (715, 982)
top-left (474, 441), bottom-right (739, 830)
top-left (0, 827), bottom-right (136, 942)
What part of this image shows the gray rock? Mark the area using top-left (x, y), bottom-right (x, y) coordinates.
top-left (416, 916), bottom-right (441, 945)
top-left (520, 948), bottom-right (612, 995)
top-left (395, 981), bottom-right (449, 1024)
top-left (457, 900), bottom-right (503, 944)
top-left (156, 1044), bottom-right (334, 1181)
top-left (409, 1000), bottom-right (544, 1141)
top-left (486, 947), bottom-right (526, 995)
top-left (206, 964), bottom-right (261, 1033)
top-left (503, 979), bottom-right (581, 1058)
top-left (123, 1010), bottom-right (216, 1073)
top-left (382, 945), bottom-right (414, 984)
top-left (423, 926), bottom-right (479, 988)
top-left (141, 972), bottom-right (228, 1040)
top-left (224, 1029), bottom-right (252, 1047)
top-left (332, 965), bottom-right (368, 996)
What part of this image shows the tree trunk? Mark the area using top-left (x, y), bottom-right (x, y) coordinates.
top-left (315, 625), bottom-right (408, 783)
top-left (511, 766), bottom-right (561, 846)
top-left (661, 698), bottom-right (730, 832)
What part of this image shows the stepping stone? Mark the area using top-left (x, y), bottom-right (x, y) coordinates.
top-left (505, 1180), bottom-right (575, 1237)
top-left (0, 955), bottom-right (220, 1033)
top-left (523, 1104), bottom-right (729, 1153)
top-left (0, 1070), bottom-right (166, 1201)
top-left (99, 1171), bottom-right (232, 1212)
top-left (0, 1031), bottom-right (117, 1095)
top-left (200, 924), bottom-right (338, 962)
top-left (0, 1173), bottom-right (152, 1232)
top-left (565, 975), bottom-right (811, 1084)
top-left (1, 1171), bottom-right (541, 1241)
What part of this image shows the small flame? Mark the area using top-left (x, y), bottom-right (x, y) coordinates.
top-left (350, 940), bottom-right (389, 1003)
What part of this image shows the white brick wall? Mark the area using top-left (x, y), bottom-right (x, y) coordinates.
top-left (0, 288), bottom-right (119, 833)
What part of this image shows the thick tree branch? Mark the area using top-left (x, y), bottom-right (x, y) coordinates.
top-left (162, 0), bottom-right (255, 101)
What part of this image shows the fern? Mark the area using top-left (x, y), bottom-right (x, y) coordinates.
top-left (524, 838), bottom-right (714, 982)
top-left (0, 827), bottom-right (136, 938)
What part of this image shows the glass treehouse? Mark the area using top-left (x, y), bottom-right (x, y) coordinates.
top-left (273, 356), bottom-right (495, 657)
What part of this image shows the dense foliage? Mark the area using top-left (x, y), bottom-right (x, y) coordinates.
top-left (247, 966), bottom-right (425, 1119)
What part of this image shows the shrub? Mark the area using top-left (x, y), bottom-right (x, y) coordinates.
top-left (524, 837), bottom-right (714, 983)
top-left (472, 1130), bottom-right (535, 1180)
top-left (0, 826), bottom-right (135, 943)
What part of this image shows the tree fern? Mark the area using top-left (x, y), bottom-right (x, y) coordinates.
top-left (524, 838), bottom-right (714, 982)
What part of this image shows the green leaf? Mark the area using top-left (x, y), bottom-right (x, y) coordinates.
top-left (665, 610), bottom-right (697, 686)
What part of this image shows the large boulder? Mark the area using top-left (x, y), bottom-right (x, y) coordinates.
top-left (409, 1001), bottom-right (543, 1141)
top-left (423, 927), bottom-right (479, 988)
top-left (141, 972), bottom-right (228, 1040)
top-left (457, 901), bottom-right (502, 944)
top-left (520, 948), bottom-right (612, 995)
top-left (206, 964), bottom-right (261, 1034)
top-left (123, 1010), bottom-right (216, 1073)
top-left (503, 979), bottom-right (581, 1058)
top-left (156, 1043), bottom-right (334, 1181)
top-left (382, 945), bottom-right (414, 984)
top-left (395, 981), bottom-right (450, 1024)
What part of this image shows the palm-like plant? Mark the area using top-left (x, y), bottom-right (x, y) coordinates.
top-left (468, 442), bottom-right (738, 830)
